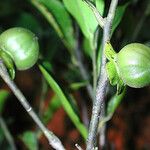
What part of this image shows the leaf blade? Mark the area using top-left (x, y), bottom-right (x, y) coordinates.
top-left (39, 65), bottom-right (88, 139)
top-left (38, 0), bottom-right (76, 49)
top-left (112, 3), bottom-right (129, 35)
top-left (96, 0), bottom-right (105, 16)
top-left (63, 0), bottom-right (98, 40)
top-left (20, 131), bottom-right (38, 150)
top-left (0, 90), bottom-right (10, 113)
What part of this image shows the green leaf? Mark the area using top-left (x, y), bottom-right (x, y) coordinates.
top-left (112, 3), bottom-right (129, 35)
top-left (40, 60), bottom-right (53, 72)
top-left (15, 12), bottom-right (42, 34)
top-left (39, 65), bottom-right (88, 139)
top-left (95, 0), bottom-right (105, 16)
top-left (99, 88), bottom-right (126, 128)
top-left (20, 131), bottom-right (38, 150)
top-left (70, 81), bottom-right (88, 90)
top-left (107, 88), bottom-right (126, 116)
top-left (63, 0), bottom-right (98, 41)
top-left (31, 0), bottom-right (62, 37)
top-left (104, 42), bottom-right (116, 61)
top-left (43, 94), bottom-right (61, 124)
top-left (106, 61), bottom-right (119, 86)
top-left (37, 0), bottom-right (76, 50)
top-left (0, 90), bottom-right (10, 113)
top-left (83, 37), bottom-right (93, 58)
top-left (31, 0), bottom-right (75, 51)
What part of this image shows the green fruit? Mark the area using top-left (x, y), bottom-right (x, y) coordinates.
top-left (115, 43), bottom-right (150, 88)
top-left (0, 27), bottom-right (39, 70)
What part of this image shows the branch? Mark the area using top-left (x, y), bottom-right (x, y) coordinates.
top-left (0, 60), bottom-right (65, 150)
top-left (83, 0), bottom-right (105, 28)
top-left (0, 116), bottom-right (17, 150)
top-left (86, 0), bottom-right (119, 149)
top-left (75, 144), bottom-right (83, 150)
top-left (99, 102), bottom-right (106, 148)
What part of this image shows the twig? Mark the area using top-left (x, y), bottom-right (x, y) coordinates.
top-left (75, 144), bottom-right (83, 150)
top-left (83, 0), bottom-right (105, 28)
top-left (99, 102), bottom-right (106, 148)
top-left (0, 60), bottom-right (65, 150)
top-left (0, 116), bottom-right (17, 150)
top-left (86, 0), bottom-right (119, 149)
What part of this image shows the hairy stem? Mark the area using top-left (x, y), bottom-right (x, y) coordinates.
top-left (92, 42), bottom-right (97, 99)
top-left (0, 116), bottom-right (17, 150)
top-left (0, 60), bottom-right (65, 150)
top-left (99, 102), bottom-right (106, 148)
top-left (86, 0), bottom-right (119, 149)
